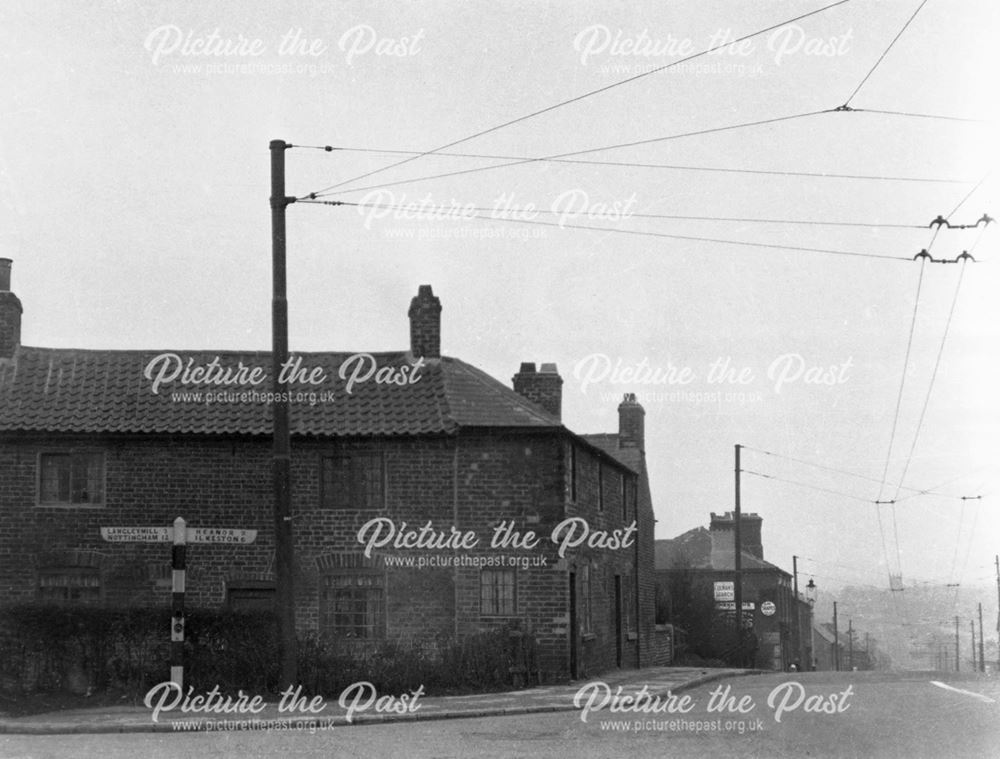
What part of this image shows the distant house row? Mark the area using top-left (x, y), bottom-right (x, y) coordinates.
top-left (655, 512), bottom-right (814, 670)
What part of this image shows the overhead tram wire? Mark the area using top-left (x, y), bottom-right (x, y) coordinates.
top-left (302, 104), bottom-right (985, 201)
top-left (875, 255), bottom-right (926, 590)
top-left (301, 0), bottom-right (853, 198)
top-left (305, 145), bottom-right (974, 187)
top-left (301, 199), bottom-right (914, 262)
top-left (912, 172), bottom-right (992, 261)
top-left (951, 496), bottom-right (981, 613)
top-left (302, 110), bottom-right (834, 200)
top-left (312, 200), bottom-right (926, 230)
top-left (892, 470), bottom-right (983, 504)
top-left (947, 171), bottom-right (993, 220)
top-left (891, 256), bottom-right (969, 503)
top-left (739, 469), bottom-right (876, 504)
top-left (842, 0), bottom-right (930, 107)
top-left (847, 108), bottom-right (993, 124)
top-left (887, 169), bottom-right (980, 505)
top-left (744, 446), bottom-right (970, 500)
top-left (946, 497), bottom-right (968, 609)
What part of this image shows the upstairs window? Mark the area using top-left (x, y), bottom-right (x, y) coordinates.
top-left (597, 463), bottom-right (604, 511)
top-left (569, 445), bottom-right (578, 501)
top-left (321, 452), bottom-right (384, 510)
top-left (621, 474), bottom-right (628, 520)
top-left (39, 452), bottom-right (104, 506)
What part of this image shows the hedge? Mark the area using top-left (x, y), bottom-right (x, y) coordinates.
top-left (0, 604), bottom-right (535, 699)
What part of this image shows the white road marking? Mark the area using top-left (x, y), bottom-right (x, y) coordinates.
top-left (929, 681), bottom-right (996, 703)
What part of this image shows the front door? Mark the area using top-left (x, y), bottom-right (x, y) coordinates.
top-left (569, 572), bottom-right (578, 679)
top-left (614, 575), bottom-right (623, 667)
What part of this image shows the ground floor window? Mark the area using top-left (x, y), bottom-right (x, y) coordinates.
top-left (37, 568), bottom-right (101, 603)
top-left (321, 573), bottom-right (385, 639)
top-left (226, 582), bottom-right (275, 612)
top-left (480, 568), bottom-right (516, 617)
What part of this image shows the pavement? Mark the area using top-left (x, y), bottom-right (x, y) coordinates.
top-left (0, 666), bottom-right (759, 734)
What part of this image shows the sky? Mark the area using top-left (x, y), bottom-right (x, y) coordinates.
top-left (2, 0), bottom-right (998, 628)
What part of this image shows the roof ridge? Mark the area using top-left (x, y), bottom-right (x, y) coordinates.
top-left (442, 358), bottom-right (561, 427)
top-left (15, 345), bottom-right (415, 357)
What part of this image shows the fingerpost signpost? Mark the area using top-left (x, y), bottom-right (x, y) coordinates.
top-left (100, 516), bottom-right (257, 689)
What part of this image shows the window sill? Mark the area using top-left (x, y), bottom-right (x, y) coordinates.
top-left (581, 632), bottom-right (597, 641)
top-left (35, 503), bottom-right (105, 509)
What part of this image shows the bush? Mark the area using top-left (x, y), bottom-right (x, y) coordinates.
top-left (0, 604), bottom-right (535, 700)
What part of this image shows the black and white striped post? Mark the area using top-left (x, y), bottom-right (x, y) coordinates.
top-left (171, 516), bottom-right (186, 689)
top-left (100, 518), bottom-right (256, 688)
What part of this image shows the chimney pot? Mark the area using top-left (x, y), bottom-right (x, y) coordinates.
top-left (0, 258), bottom-right (11, 291)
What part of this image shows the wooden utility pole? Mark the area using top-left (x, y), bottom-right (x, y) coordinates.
top-left (793, 555), bottom-right (801, 668)
top-left (833, 601), bottom-right (840, 671)
top-left (734, 444), bottom-right (743, 662)
top-left (978, 602), bottom-right (986, 673)
top-left (970, 619), bottom-right (976, 671)
top-left (848, 619), bottom-right (853, 670)
top-left (270, 139), bottom-right (298, 687)
top-left (954, 615), bottom-right (960, 672)
top-left (995, 555), bottom-right (1000, 671)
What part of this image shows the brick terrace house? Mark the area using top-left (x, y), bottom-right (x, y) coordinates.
top-left (656, 512), bottom-right (810, 670)
top-left (0, 259), bottom-right (661, 681)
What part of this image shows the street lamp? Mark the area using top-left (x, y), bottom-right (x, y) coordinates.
top-left (805, 578), bottom-right (816, 670)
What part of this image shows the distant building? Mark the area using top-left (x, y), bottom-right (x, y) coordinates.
top-left (812, 622), bottom-right (873, 671)
top-left (0, 259), bottom-right (664, 682)
top-left (655, 512), bottom-right (812, 669)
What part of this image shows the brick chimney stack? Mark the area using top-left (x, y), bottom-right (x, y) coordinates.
top-left (709, 511), bottom-right (764, 566)
top-left (618, 393), bottom-right (645, 450)
top-left (512, 362), bottom-right (562, 420)
top-left (0, 258), bottom-right (22, 359)
top-left (408, 284), bottom-right (441, 359)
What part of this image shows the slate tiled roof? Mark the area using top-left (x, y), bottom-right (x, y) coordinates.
top-left (655, 526), bottom-right (787, 574)
top-left (0, 346), bottom-right (561, 436)
top-left (578, 433), bottom-right (642, 475)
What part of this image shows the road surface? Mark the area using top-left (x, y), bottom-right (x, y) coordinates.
top-left (2, 670), bottom-right (997, 758)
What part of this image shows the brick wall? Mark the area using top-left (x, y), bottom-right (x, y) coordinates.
top-left (0, 428), bottom-right (651, 682)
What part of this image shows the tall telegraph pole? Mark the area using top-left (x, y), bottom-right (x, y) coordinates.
top-left (833, 601), bottom-right (840, 671)
top-left (978, 602), bottom-right (986, 673)
top-left (270, 139), bottom-right (298, 687)
top-left (734, 444), bottom-right (743, 662)
top-left (970, 620), bottom-right (976, 671)
top-left (954, 615), bottom-right (960, 672)
top-left (848, 618), bottom-right (853, 670)
top-left (793, 555), bottom-right (801, 668)
top-left (996, 555), bottom-right (1000, 671)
